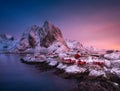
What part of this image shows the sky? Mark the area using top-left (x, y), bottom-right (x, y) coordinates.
top-left (0, 0), bottom-right (120, 50)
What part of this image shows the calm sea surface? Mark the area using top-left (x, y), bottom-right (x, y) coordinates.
top-left (0, 54), bottom-right (75, 91)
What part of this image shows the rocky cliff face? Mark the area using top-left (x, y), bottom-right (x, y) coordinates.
top-left (16, 21), bottom-right (69, 53)
top-left (40, 21), bottom-right (65, 48)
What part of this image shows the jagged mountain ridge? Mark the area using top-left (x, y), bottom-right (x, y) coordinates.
top-left (16, 21), bottom-right (69, 53)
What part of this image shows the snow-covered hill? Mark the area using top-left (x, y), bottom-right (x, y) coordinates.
top-left (0, 34), bottom-right (17, 52)
top-left (66, 40), bottom-right (84, 50)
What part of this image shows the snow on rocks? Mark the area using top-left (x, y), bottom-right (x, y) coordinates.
top-left (111, 60), bottom-right (120, 68)
top-left (48, 60), bottom-right (58, 66)
top-left (57, 63), bottom-right (67, 70)
top-left (65, 65), bottom-right (86, 73)
top-left (111, 68), bottom-right (120, 77)
top-left (47, 58), bottom-right (58, 66)
top-left (22, 56), bottom-right (36, 62)
top-left (21, 54), bottom-right (46, 63)
top-left (104, 52), bottom-right (120, 60)
top-left (89, 69), bottom-right (106, 77)
top-left (104, 59), bottom-right (111, 67)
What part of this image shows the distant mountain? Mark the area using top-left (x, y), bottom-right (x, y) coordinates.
top-left (0, 34), bottom-right (14, 41)
top-left (0, 34), bottom-right (17, 52)
top-left (15, 21), bottom-right (69, 53)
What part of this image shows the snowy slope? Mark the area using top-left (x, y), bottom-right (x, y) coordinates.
top-left (66, 40), bottom-right (84, 50)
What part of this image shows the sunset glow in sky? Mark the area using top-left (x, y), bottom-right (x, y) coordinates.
top-left (0, 0), bottom-right (120, 50)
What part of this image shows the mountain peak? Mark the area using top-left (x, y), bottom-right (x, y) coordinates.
top-left (43, 20), bottom-right (54, 30)
top-left (16, 21), bottom-right (69, 53)
top-left (44, 20), bottom-right (51, 25)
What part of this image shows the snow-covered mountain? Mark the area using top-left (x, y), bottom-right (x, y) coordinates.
top-left (15, 21), bottom-right (69, 53)
top-left (0, 34), bottom-right (17, 52)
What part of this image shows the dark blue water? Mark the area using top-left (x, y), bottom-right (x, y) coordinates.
top-left (0, 54), bottom-right (75, 91)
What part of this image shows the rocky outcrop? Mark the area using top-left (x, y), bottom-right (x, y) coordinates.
top-left (104, 52), bottom-right (120, 60)
top-left (40, 21), bottom-right (65, 47)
